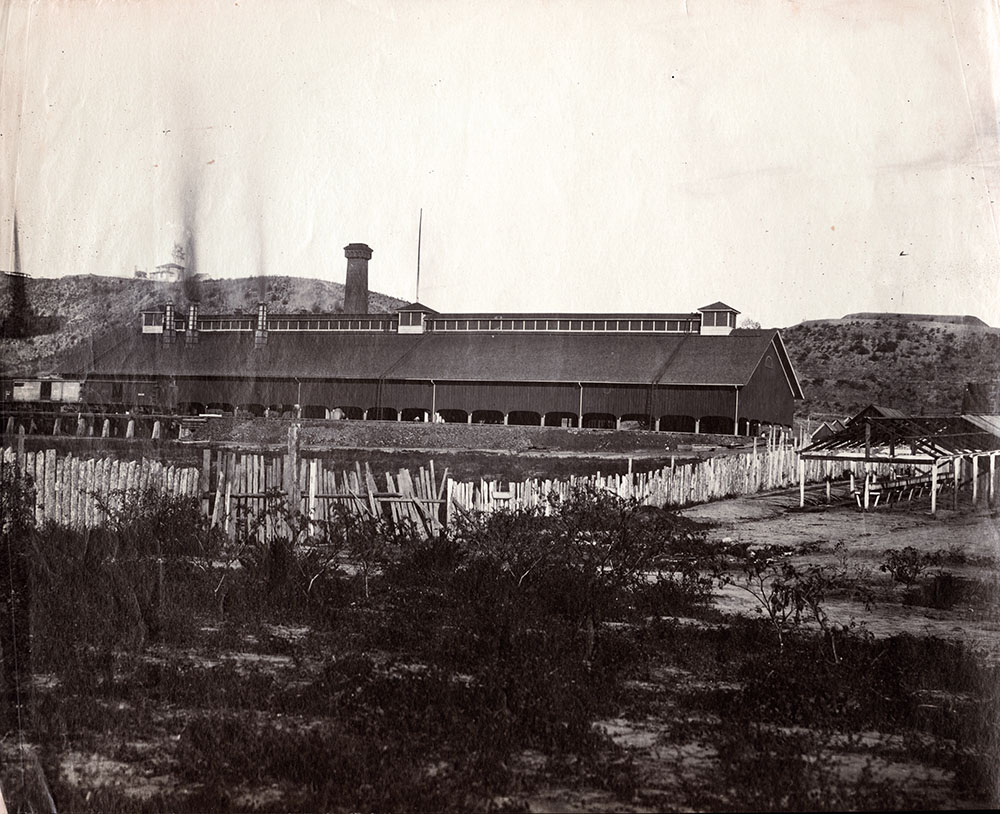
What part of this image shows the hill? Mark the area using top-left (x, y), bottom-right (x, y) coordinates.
top-left (0, 274), bottom-right (408, 376)
top-left (840, 312), bottom-right (989, 327)
top-left (782, 316), bottom-right (1000, 420)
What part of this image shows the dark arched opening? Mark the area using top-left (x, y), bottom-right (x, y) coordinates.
top-left (471, 410), bottom-right (505, 425)
top-left (400, 407), bottom-right (428, 422)
top-left (620, 413), bottom-right (653, 430)
top-left (177, 401), bottom-right (205, 416)
top-left (700, 415), bottom-right (735, 435)
top-left (237, 403), bottom-right (265, 418)
top-left (658, 414), bottom-right (696, 433)
top-left (337, 406), bottom-right (364, 420)
top-left (301, 404), bottom-right (327, 419)
top-left (438, 409), bottom-right (468, 424)
top-left (582, 412), bottom-right (616, 429)
top-left (507, 411), bottom-right (541, 426)
top-left (267, 404), bottom-right (298, 418)
top-left (544, 411), bottom-right (578, 428)
top-left (367, 407), bottom-right (398, 421)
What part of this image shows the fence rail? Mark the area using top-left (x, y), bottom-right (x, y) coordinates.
top-left (3, 434), bottom-right (844, 533)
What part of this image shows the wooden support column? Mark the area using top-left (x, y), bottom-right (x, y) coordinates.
top-left (953, 457), bottom-right (960, 510)
top-left (931, 459), bottom-right (938, 514)
top-left (972, 455), bottom-right (979, 505)
top-left (990, 453), bottom-right (996, 507)
top-left (798, 458), bottom-right (805, 508)
top-left (863, 464), bottom-right (871, 510)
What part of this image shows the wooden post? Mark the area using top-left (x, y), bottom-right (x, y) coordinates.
top-left (798, 458), bottom-right (805, 508)
top-left (200, 449), bottom-right (212, 517)
top-left (285, 424), bottom-right (300, 520)
top-left (151, 420), bottom-right (161, 440)
top-left (125, 419), bottom-right (135, 439)
top-left (308, 458), bottom-right (318, 534)
top-left (990, 453), bottom-right (996, 507)
top-left (972, 455), bottom-right (979, 505)
top-left (102, 418), bottom-right (110, 438)
top-left (931, 460), bottom-right (938, 514)
top-left (953, 457), bottom-right (960, 510)
top-left (863, 464), bottom-right (870, 510)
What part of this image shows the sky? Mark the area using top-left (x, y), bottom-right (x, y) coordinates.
top-left (1, 0), bottom-right (999, 328)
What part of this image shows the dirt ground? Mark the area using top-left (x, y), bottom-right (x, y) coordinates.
top-left (513, 494), bottom-right (999, 813)
top-left (4, 483), bottom-right (997, 812)
top-left (683, 491), bottom-right (1000, 656)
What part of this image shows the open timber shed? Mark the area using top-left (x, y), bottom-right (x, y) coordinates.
top-left (798, 412), bottom-right (1000, 513)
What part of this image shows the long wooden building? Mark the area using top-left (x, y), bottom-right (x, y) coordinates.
top-left (65, 244), bottom-right (803, 434)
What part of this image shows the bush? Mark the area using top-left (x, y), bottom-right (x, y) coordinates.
top-left (881, 546), bottom-right (943, 585)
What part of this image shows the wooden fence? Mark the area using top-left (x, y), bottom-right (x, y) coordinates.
top-left (2, 435), bottom-right (844, 534)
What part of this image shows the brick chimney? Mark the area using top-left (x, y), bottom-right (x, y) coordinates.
top-left (186, 302), bottom-right (199, 345)
top-left (344, 243), bottom-right (372, 314)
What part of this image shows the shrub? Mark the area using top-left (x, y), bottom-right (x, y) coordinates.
top-left (715, 543), bottom-right (839, 654)
top-left (881, 546), bottom-right (943, 585)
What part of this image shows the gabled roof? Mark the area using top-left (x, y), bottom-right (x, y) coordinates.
top-left (397, 302), bottom-right (438, 313)
top-left (75, 328), bottom-right (802, 397)
top-left (847, 404), bottom-right (907, 424)
top-left (698, 301), bottom-right (740, 313)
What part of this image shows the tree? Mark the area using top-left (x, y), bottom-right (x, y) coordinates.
top-left (739, 317), bottom-right (762, 330)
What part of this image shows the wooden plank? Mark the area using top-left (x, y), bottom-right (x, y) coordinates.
top-left (308, 459), bottom-right (318, 533)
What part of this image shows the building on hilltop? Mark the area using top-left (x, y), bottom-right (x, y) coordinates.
top-left (68, 243), bottom-right (803, 434)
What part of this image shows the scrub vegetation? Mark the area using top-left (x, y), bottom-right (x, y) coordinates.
top-left (1, 467), bottom-right (997, 811)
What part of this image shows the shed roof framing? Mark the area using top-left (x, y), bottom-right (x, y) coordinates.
top-left (800, 415), bottom-right (1000, 464)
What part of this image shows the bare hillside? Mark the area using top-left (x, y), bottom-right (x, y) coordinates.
top-left (0, 274), bottom-right (408, 375)
top-left (783, 317), bottom-right (1000, 419)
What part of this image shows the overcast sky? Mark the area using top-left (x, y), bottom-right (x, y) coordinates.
top-left (2, 0), bottom-right (999, 327)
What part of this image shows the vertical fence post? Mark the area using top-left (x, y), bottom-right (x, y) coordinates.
top-left (285, 424), bottom-right (300, 525)
top-left (200, 448), bottom-right (212, 518)
top-left (308, 458), bottom-right (318, 535)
